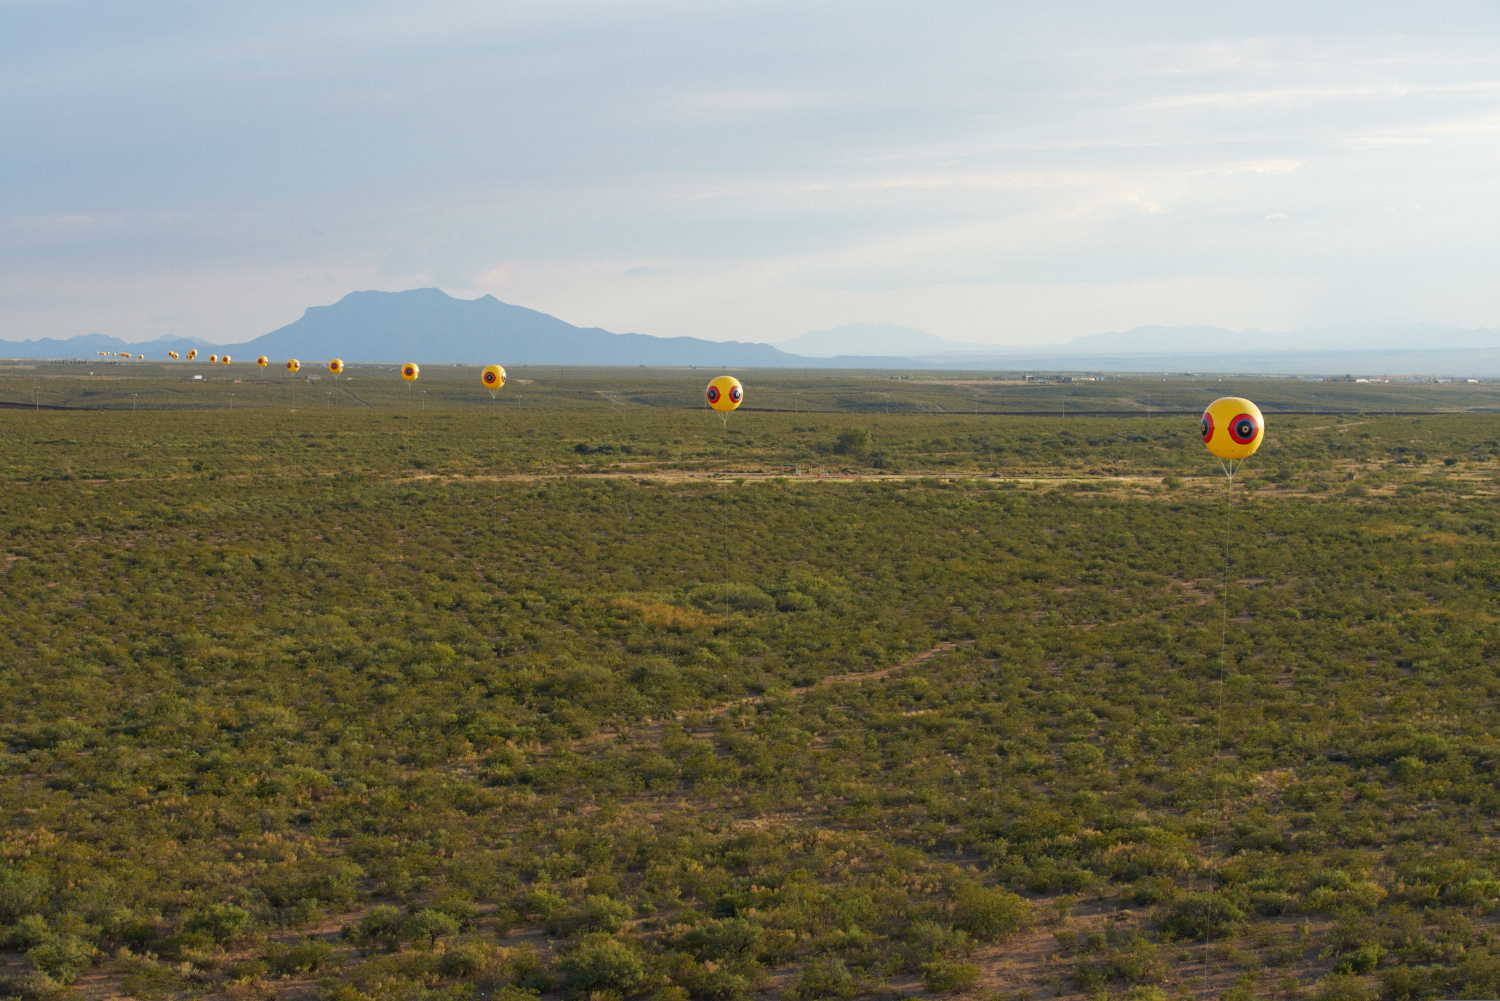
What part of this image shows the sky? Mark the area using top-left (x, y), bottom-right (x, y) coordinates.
top-left (4, 1), bottom-right (1500, 347)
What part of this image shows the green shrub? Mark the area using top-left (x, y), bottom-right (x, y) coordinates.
top-left (952, 886), bottom-right (1031, 942)
top-left (833, 428), bottom-right (872, 459)
top-left (559, 933), bottom-right (649, 997)
top-left (1377, 965), bottom-right (1439, 1001)
top-left (0, 870), bottom-right (51, 924)
top-left (439, 942), bottom-right (494, 978)
top-left (1313, 974), bottom-right (1376, 1001)
top-left (351, 905), bottom-right (405, 951)
top-left (431, 894), bottom-right (482, 926)
top-left (906, 920), bottom-right (973, 960)
top-left (786, 956), bottom-right (857, 1000)
top-left (403, 908), bottom-right (461, 948)
top-left (1129, 878), bottom-right (1178, 907)
top-left (5, 915), bottom-right (52, 950)
top-left (25, 935), bottom-right (95, 985)
top-left (1160, 894), bottom-right (1244, 940)
top-left (518, 889), bottom-right (566, 919)
top-left (1333, 943), bottom-right (1383, 975)
top-left (689, 583), bottom-right (775, 613)
top-left (775, 591), bottom-right (817, 611)
top-left (680, 918), bottom-right (765, 961)
top-left (548, 895), bottom-right (634, 937)
top-left (181, 904), bottom-right (251, 946)
top-left (0, 970), bottom-right (64, 1001)
top-left (921, 959), bottom-right (980, 994)
top-left (264, 937), bottom-right (332, 975)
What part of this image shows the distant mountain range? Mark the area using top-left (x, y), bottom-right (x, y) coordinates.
top-left (774, 323), bottom-right (978, 358)
top-left (232, 289), bottom-right (798, 367)
top-left (6, 288), bottom-right (1500, 375)
top-left (0, 332), bottom-right (213, 359)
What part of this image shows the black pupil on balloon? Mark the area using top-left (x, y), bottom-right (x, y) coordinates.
top-left (1201, 418), bottom-right (1210, 438)
top-left (730, 387), bottom-right (740, 400)
top-left (1237, 420), bottom-right (1254, 437)
top-left (708, 388), bottom-right (718, 401)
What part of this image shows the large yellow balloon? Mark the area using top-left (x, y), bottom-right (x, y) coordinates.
top-left (187, 349), bottom-right (198, 360)
top-left (329, 358), bottom-right (344, 375)
top-left (1201, 397), bottom-right (1264, 461)
top-left (256, 356), bottom-right (268, 367)
top-left (401, 363), bottom-right (419, 382)
top-left (706, 375), bottom-right (743, 413)
top-left (209, 354), bottom-right (218, 363)
top-left (481, 364), bottom-right (506, 390)
top-left (221, 355), bottom-right (231, 365)
top-left (286, 358), bottom-right (300, 373)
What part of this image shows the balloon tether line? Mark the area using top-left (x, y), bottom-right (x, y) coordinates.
top-left (1206, 454), bottom-right (1242, 964)
top-left (721, 411), bottom-right (730, 622)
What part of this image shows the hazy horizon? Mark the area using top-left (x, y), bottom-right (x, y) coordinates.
top-left (5, 2), bottom-right (1500, 347)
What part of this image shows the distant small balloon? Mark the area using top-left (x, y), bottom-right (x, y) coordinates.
top-left (209, 354), bottom-right (218, 363)
top-left (401, 363), bottom-right (419, 382)
top-left (221, 355), bottom-right (231, 365)
top-left (285, 359), bottom-right (300, 373)
top-left (481, 364), bottom-right (506, 390)
top-left (187, 349), bottom-right (198, 360)
top-left (256, 356), bottom-right (268, 368)
top-left (169, 351), bottom-right (179, 360)
top-left (328, 358), bottom-right (344, 375)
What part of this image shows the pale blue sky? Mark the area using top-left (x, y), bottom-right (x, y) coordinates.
top-left (4, 1), bottom-right (1500, 345)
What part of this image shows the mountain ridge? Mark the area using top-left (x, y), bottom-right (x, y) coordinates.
top-left (232, 288), bottom-right (798, 367)
top-left (4, 288), bottom-right (1500, 374)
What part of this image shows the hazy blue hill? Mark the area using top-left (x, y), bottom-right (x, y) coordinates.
top-left (0, 332), bottom-right (206, 359)
top-left (777, 323), bottom-right (970, 358)
top-left (229, 288), bottom-right (800, 366)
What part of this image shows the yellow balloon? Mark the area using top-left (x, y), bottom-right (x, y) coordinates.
top-left (221, 355), bottom-right (231, 365)
top-left (209, 354), bottom-right (218, 363)
top-left (401, 363), bottom-right (419, 382)
top-left (328, 358), bottom-right (344, 374)
top-left (136, 354), bottom-right (143, 360)
top-left (286, 358), bottom-right (300, 373)
top-left (256, 356), bottom-right (268, 367)
top-left (481, 364), bottom-right (506, 390)
top-left (187, 349), bottom-right (198, 360)
top-left (1201, 397), bottom-right (1265, 461)
top-left (169, 351), bottom-right (179, 359)
top-left (706, 375), bottom-right (743, 413)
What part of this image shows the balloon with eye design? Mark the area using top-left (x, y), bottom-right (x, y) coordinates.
top-left (257, 356), bottom-right (268, 368)
top-left (285, 359), bottom-right (300, 373)
top-left (402, 363), bottom-right (419, 382)
top-left (706, 376), bottom-right (743, 413)
top-left (328, 359), bottom-right (343, 375)
top-left (1201, 397), bottom-right (1264, 461)
top-left (481, 365), bottom-right (506, 391)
